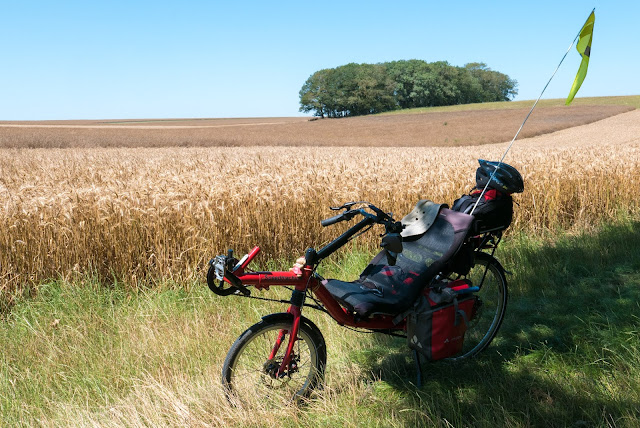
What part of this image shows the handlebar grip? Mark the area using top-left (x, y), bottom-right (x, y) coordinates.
top-left (321, 213), bottom-right (345, 227)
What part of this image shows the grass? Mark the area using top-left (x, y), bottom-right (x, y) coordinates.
top-left (2, 217), bottom-right (640, 427)
top-left (2, 94), bottom-right (640, 425)
top-left (379, 95), bottom-right (640, 115)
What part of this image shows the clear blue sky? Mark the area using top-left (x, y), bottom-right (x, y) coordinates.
top-left (1, 1), bottom-right (636, 120)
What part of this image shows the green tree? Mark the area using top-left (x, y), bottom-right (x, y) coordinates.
top-left (299, 60), bottom-right (518, 117)
top-left (299, 68), bottom-right (332, 118)
top-left (465, 62), bottom-right (518, 101)
top-left (300, 63), bottom-right (396, 117)
top-left (347, 63), bottom-right (396, 115)
top-left (387, 60), bottom-right (438, 108)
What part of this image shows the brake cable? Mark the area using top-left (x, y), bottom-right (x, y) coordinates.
top-left (219, 269), bottom-right (405, 337)
top-left (223, 288), bottom-right (331, 314)
top-left (346, 223), bottom-right (374, 242)
top-left (340, 324), bottom-right (407, 339)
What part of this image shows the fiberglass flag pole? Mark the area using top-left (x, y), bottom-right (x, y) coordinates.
top-left (470, 8), bottom-right (596, 215)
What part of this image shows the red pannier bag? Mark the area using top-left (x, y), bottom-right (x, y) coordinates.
top-left (406, 280), bottom-right (477, 360)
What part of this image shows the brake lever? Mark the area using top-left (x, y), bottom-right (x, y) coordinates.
top-left (367, 203), bottom-right (390, 219)
top-left (329, 203), bottom-right (350, 211)
top-left (329, 201), bottom-right (365, 211)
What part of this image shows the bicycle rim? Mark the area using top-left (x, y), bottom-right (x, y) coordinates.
top-left (447, 253), bottom-right (507, 361)
top-left (223, 321), bottom-right (321, 406)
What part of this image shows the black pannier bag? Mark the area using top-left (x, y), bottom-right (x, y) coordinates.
top-left (451, 188), bottom-right (513, 234)
top-left (406, 279), bottom-right (477, 360)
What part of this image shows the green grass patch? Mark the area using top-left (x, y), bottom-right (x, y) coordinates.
top-left (379, 95), bottom-right (640, 115)
top-left (2, 219), bottom-right (640, 426)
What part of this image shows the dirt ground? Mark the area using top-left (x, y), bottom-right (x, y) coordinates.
top-left (501, 108), bottom-right (640, 149)
top-left (0, 104), bottom-right (632, 149)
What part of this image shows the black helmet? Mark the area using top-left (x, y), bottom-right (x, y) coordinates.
top-left (476, 159), bottom-right (524, 194)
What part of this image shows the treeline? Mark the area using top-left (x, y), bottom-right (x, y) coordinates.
top-left (299, 60), bottom-right (518, 118)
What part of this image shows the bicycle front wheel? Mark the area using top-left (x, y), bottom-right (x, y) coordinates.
top-left (447, 252), bottom-right (508, 361)
top-left (222, 314), bottom-right (326, 406)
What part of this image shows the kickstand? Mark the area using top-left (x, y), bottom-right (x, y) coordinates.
top-left (413, 349), bottom-right (422, 388)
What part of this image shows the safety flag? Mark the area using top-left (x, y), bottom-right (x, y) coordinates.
top-left (566, 11), bottom-right (595, 105)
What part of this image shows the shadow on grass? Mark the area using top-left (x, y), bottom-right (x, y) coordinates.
top-left (353, 220), bottom-right (640, 427)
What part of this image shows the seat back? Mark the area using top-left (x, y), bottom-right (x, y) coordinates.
top-left (361, 208), bottom-right (474, 293)
top-left (322, 208), bottom-right (475, 318)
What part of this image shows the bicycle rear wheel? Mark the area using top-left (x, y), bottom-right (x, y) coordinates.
top-left (446, 252), bottom-right (508, 361)
top-left (222, 314), bottom-right (326, 406)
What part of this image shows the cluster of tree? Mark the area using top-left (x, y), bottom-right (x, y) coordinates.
top-left (299, 60), bottom-right (518, 118)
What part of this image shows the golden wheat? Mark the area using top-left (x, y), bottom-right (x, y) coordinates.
top-left (1, 109), bottom-right (639, 301)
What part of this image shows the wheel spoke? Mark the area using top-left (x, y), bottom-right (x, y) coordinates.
top-left (222, 318), bottom-right (325, 405)
top-left (446, 253), bottom-right (507, 361)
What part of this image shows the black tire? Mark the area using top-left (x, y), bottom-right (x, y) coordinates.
top-left (446, 252), bottom-right (508, 361)
top-left (222, 313), bottom-right (326, 405)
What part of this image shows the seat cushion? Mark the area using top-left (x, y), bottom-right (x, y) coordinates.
top-left (323, 208), bottom-right (473, 318)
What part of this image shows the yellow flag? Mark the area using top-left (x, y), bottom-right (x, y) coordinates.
top-left (566, 11), bottom-right (595, 105)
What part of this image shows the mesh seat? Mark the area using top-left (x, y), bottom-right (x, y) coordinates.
top-left (323, 208), bottom-right (474, 318)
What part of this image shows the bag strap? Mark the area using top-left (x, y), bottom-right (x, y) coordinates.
top-left (392, 295), bottom-right (429, 325)
top-left (453, 297), bottom-right (469, 327)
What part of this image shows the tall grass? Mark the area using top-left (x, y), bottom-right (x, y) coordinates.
top-left (380, 95), bottom-right (640, 115)
top-left (2, 219), bottom-right (639, 427)
top-left (3, 97), bottom-right (640, 426)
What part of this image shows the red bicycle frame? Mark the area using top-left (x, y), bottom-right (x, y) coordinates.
top-left (223, 244), bottom-right (402, 376)
top-left (209, 207), bottom-right (408, 378)
top-left (233, 248), bottom-right (400, 327)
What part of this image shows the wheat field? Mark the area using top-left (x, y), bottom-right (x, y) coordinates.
top-left (1, 108), bottom-right (639, 303)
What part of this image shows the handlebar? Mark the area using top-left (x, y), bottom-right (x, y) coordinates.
top-left (208, 203), bottom-right (403, 297)
top-left (320, 202), bottom-right (402, 234)
top-left (320, 213), bottom-right (346, 227)
top-left (313, 202), bottom-right (404, 265)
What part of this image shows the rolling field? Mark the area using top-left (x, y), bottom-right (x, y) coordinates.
top-left (2, 98), bottom-right (640, 426)
top-left (0, 103), bottom-right (633, 149)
